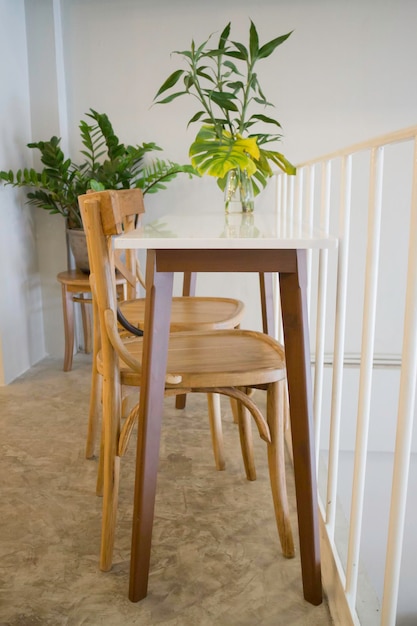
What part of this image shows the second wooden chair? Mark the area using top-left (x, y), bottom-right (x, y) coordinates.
top-left (84, 193), bottom-right (245, 477)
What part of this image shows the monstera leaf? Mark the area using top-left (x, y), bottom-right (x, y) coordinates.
top-left (189, 125), bottom-right (260, 179)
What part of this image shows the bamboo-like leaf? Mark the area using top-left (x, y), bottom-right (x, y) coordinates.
top-left (184, 74), bottom-right (195, 90)
top-left (223, 60), bottom-right (242, 74)
top-left (154, 69), bottom-right (185, 99)
top-left (208, 91), bottom-right (239, 111)
top-left (173, 49), bottom-right (193, 60)
top-left (232, 41), bottom-right (248, 59)
top-left (255, 133), bottom-right (282, 145)
top-left (226, 50), bottom-right (246, 61)
top-left (155, 91), bottom-right (188, 104)
top-left (258, 30), bottom-right (293, 59)
top-left (249, 114), bottom-right (282, 128)
top-left (253, 79), bottom-right (271, 106)
top-left (187, 111), bottom-right (206, 127)
top-left (196, 36), bottom-right (211, 56)
top-left (218, 22), bottom-right (231, 48)
top-left (226, 80), bottom-right (244, 92)
top-left (196, 67), bottom-right (215, 83)
top-left (205, 49), bottom-right (225, 58)
top-left (249, 21), bottom-right (259, 60)
top-left (253, 96), bottom-right (274, 107)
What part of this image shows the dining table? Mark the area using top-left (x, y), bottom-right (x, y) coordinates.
top-left (114, 208), bottom-right (338, 607)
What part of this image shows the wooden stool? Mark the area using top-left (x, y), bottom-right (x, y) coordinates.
top-left (57, 269), bottom-right (126, 371)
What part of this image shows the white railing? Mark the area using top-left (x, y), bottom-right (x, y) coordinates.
top-left (275, 125), bottom-right (417, 626)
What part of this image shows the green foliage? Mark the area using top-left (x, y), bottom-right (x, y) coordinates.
top-left (189, 125), bottom-right (259, 178)
top-left (0, 109), bottom-right (197, 228)
top-left (154, 21), bottom-right (296, 195)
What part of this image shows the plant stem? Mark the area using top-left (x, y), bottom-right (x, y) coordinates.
top-left (215, 47), bottom-right (234, 137)
top-left (189, 53), bottom-right (218, 130)
top-left (239, 58), bottom-right (254, 134)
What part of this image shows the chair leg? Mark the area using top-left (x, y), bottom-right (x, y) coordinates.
top-left (283, 382), bottom-right (293, 462)
top-left (86, 368), bottom-right (102, 459)
top-left (80, 297), bottom-right (92, 354)
top-left (86, 299), bottom-right (102, 459)
top-left (266, 380), bottom-right (294, 558)
top-left (96, 415), bottom-right (104, 497)
top-left (61, 284), bottom-right (75, 372)
top-left (99, 367), bottom-right (122, 572)
top-left (175, 394), bottom-right (187, 409)
top-left (206, 393), bottom-right (225, 471)
top-left (236, 391), bottom-right (256, 481)
top-left (229, 397), bottom-right (239, 424)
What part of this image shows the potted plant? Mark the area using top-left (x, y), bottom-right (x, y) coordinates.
top-left (0, 108), bottom-right (196, 269)
top-left (154, 21), bottom-right (296, 213)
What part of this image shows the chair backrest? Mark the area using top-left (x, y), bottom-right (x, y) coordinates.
top-left (113, 212), bottom-right (145, 300)
top-left (79, 187), bottom-right (191, 305)
top-left (79, 189), bottom-right (145, 312)
top-left (83, 188), bottom-right (145, 235)
top-left (80, 189), bottom-right (146, 301)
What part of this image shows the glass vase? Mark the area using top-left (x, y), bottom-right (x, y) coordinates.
top-left (224, 168), bottom-right (254, 214)
top-left (223, 212), bottom-right (259, 238)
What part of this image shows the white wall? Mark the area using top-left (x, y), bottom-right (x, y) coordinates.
top-left (0, 0), bottom-right (45, 384)
top-left (59, 0), bottom-right (417, 333)
top-left (2, 0), bottom-right (417, 381)
top-left (25, 0), bottom-right (69, 361)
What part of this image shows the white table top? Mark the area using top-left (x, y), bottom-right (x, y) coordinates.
top-left (114, 211), bottom-right (338, 250)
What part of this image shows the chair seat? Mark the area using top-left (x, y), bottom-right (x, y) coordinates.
top-left (57, 269), bottom-right (92, 290)
top-left (57, 269), bottom-right (126, 289)
top-left (119, 296), bottom-right (244, 331)
top-left (98, 329), bottom-right (286, 388)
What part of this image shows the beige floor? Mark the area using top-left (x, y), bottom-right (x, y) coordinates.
top-left (0, 355), bottom-right (333, 626)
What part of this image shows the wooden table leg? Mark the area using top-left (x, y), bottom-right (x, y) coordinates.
top-left (129, 250), bottom-right (174, 602)
top-left (259, 272), bottom-right (276, 336)
top-left (279, 249), bottom-right (322, 606)
top-left (182, 271), bottom-right (197, 297)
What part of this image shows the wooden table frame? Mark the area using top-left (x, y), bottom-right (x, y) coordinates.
top-left (127, 246), bottom-right (322, 606)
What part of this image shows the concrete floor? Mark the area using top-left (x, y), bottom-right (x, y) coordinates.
top-left (0, 355), bottom-right (333, 626)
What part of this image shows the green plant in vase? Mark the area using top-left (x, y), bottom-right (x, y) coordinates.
top-left (154, 21), bottom-right (296, 212)
top-left (0, 109), bottom-right (197, 269)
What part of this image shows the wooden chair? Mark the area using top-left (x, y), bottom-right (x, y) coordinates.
top-left (84, 199), bottom-right (245, 476)
top-left (79, 189), bottom-right (294, 576)
top-left (57, 269), bottom-right (126, 371)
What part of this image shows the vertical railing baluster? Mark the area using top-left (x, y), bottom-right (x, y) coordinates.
top-left (287, 173), bottom-right (295, 237)
top-left (314, 160), bottom-right (332, 470)
top-left (381, 136), bottom-right (417, 625)
top-left (345, 146), bottom-right (385, 610)
top-left (295, 167), bottom-right (304, 238)
top-left (281, 172), bottom-right (288, 232)
top-left (306, 165), bottom-right (316, 320)
top-left (326, 154), bottom-right (352, 536)
top-left (274, 173), bottom-right (284, 342)
top-left (276, 172), bottom-right (282, 216)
